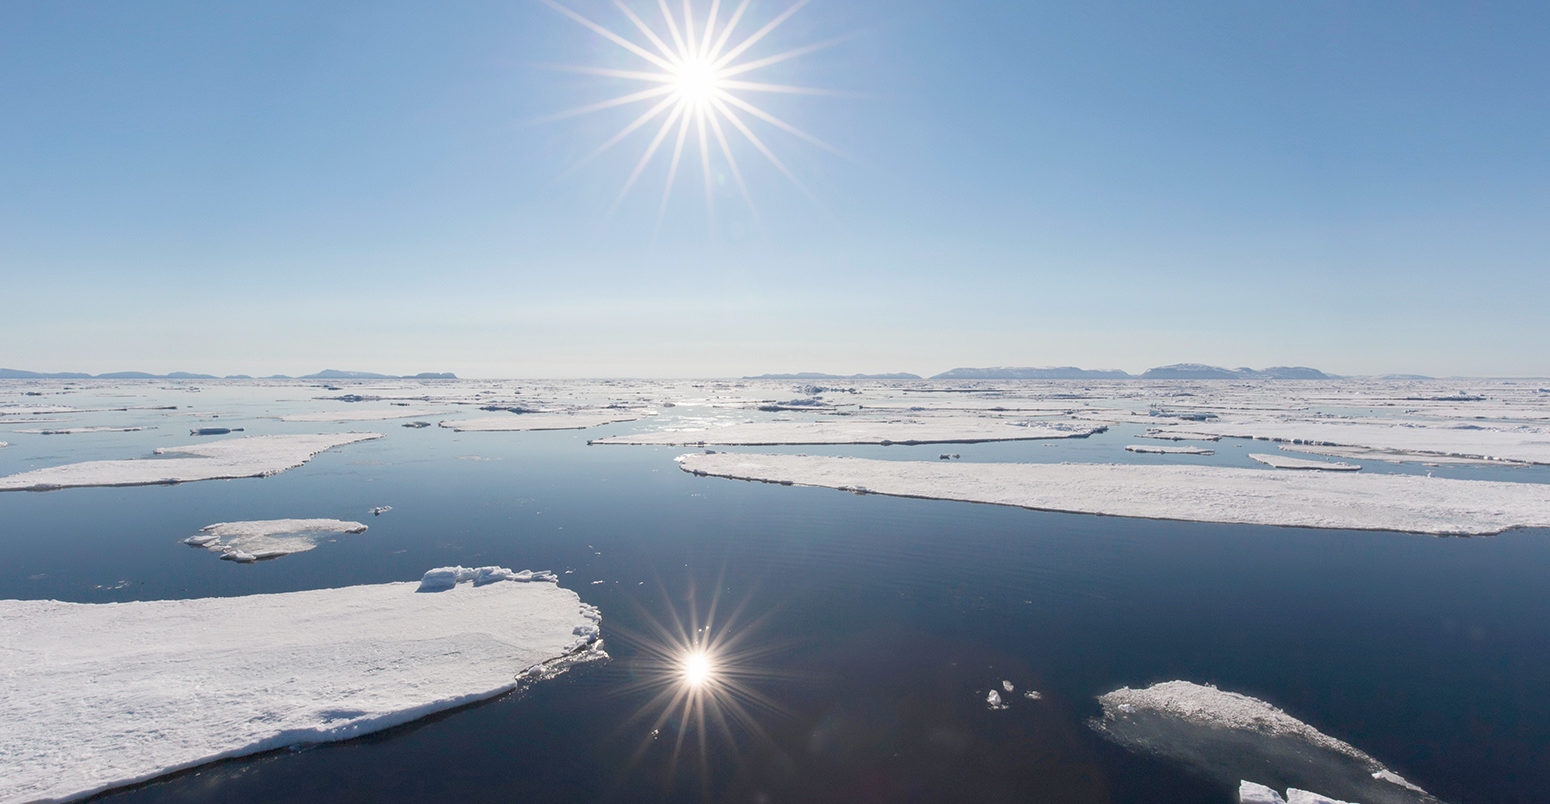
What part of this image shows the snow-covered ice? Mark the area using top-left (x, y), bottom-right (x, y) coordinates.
top-left (1239, 781), bottom-right (1359, 804)
top-left (1126, 444), bottom-right (1215, 455)
top-left (0, 433), bottom-right (381, 492)
top-left (1148, 417), bottom-right (1550, 465)
top-left (596, 418), bottom-right (1105, 446)
top-left (986, 689), bottom-right (1007, 710)
top-left (1093, 681), bottom-right (1437, 804)
top-left (0, 566), bottom-right (601, 803)
top-left (439, 411), bottom-right (648, 432)
top-left (183, 519), bottom-right (368, 562)
top-left (676, 452), bottom-right (1550, 535)
top-left (281, 408), bottom-right (445, 422)
top-left (1249, 453), bottom-right (1361, 471)
top-left (12, 425), bottom-right (155, 435)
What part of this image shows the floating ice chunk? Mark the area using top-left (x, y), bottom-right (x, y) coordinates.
top-left (371, 505), bottom-right (392, 516)
top-left (439, 411), bottom-right (648, 432)
top-left (676, 452), bottom-right (1550, 536)
top-left (1126, 444), bottom-right (1215, 455)
top-left (184, 519), bottom-right (368, 562)
top-left (1250, 453), bottom-right (1361, 471)
top-left (0, 569), bottom-right (601, 803)
top-left (597, 418), bottom-right (1106, 446)
top-left (1094, 681), bottom-right (1438, 804)
top-left (0, 441), bottom-right (7, 448)
top-left (1240, 781), bottom-right (1287, 803)
top-left (13, 426), bottom-right (155, 434)
top-left (0, 433), bottom-right (381, 492)
top-left (986, 689), bottom-right (1007, 710)
top-left (1023, 690), bottom-right (1043, 701)
top-left (416, 565), bottom-right (559, 592)
top-left (1002, 680), bottom-right (1014, 692)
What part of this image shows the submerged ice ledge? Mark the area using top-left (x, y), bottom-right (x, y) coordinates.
top-left (0, 433), bottom-right (381, 492)
top-left (676, 452), bottom-right (1550, 536)
top-left (0, 566), bottom-right (600, 804)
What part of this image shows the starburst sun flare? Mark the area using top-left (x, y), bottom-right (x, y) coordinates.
top-left (539, 0), bottom-right (843, 221)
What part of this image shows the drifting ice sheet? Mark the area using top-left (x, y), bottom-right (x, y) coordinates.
top-left (597, 418), bottom-right (1105, 446)
top-left (184, 519), bottom-right (368, 562)
top-left (0, 433), bottom-right (381, 492)
top-left (1094, 681), bottom-right (1437, 804)
top-left (676, 452), bottom-right (1550, 535)
top-left (439, 412), bottom-right (647, 432)
top-left (0, 567), bottom-right (601, 803)
top-left (1249, 453), bottom-right (1361, 471)
top-left (1148, 418), bottom-right (1550, 465)
top-left (1126, 444), bottom-right (1215, 455)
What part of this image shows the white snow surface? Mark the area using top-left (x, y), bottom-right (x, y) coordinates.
top-left (0, 433), bottom-right (381, 492)
top-left (439, 411), bottom-right (647, 432)
top-left (1126, 444), bottom-right (1215, 455)
top-left (597, 418), bottom-right (1105, 446)
top-left (184, 519), bottom-right (368, 562)
top-left (280, 408), bottom-right (445, 422)
top-left (1147, 417), bottom-right (1550, 465)
top-left (0, 567), bottom-right (600, 803)
top-left (676, 452), bottom-right (1550, 536)
top-left (1249, 453), bottom-right (1361, 471)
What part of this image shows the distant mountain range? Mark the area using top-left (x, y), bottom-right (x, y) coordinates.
top-left (1136, 364), bottom-right (1336, 380)
top-left (743, 372), bottom-right (923, 380)
top-left (0, 368), bottom-right (457, 380)
top-left (931, 366), bottom-right (1132, 380)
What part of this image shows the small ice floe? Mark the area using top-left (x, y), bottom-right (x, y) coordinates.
top-left (439, 411), bottom-right (648, 432)
top-left (1093, 681), bottom-right (1439, 803)
top-left (371, 506), bottom-right (392, 516)
top-left (281, 408), bottom-right (444, 423)
top-left (189, 426), bottom-right (244, 436)
top-left (0, 568), bottom-right (602, 803)
top-left (1023, 690), bottom-right (1043, 701)
top-left (0, 433), bottom-right (382, 492)
top-left (938, 453), bottom-right (962, 460)
top-left (0, 441), bottom-right (7, 448)
top-left (1238, 780), bottom-right (1359, 804)
top-left (184, 519), bottom-right (368, 563)
top-left (986, 689), bottom-right (1008, 710)
top-left (1249, 453), bottom-right (1361, 471)
top-left (1001, 680), bottom-right (1014, 692)
top-left (1126, 444), bottom-right (1215, 455)
top-left (402, 421), bottom-right (432, 428)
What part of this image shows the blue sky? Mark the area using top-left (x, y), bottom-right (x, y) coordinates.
top-left (2, 1), bottom-right (1546, 377)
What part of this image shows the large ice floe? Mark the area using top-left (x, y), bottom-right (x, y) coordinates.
top-left (0, 566), bottom-right (601, 803)
top-left (1248, 453), bottom-right (1361, 471)
top-left (183, 519), bottom-right (368, 562)
top-left (596, 418), bottom-right (1105, 446)
top-left (0, 433), bottom-right (380, 492)
top-left (675, 452), bottom-right (1550, 536)
top-left (1147, 418), bottom-right (1550, 465)
top-left (439, 411), bottom-right (648, 432)
top-left (1126, 444), bottom-right (1215, 455)
top-left (1093, 681), bottom-right (1438, 804)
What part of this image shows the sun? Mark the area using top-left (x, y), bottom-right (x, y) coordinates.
top-left (680, 649), bottom-right (715, 687)
top-left (539, 0), bottom-right (845, 222)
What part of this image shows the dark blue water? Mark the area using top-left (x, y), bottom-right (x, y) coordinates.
top-left (3, 396), bottom-right (1549, 802)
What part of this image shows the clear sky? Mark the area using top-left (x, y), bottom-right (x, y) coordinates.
top-left (2, 1), bottom-right (1547, 378)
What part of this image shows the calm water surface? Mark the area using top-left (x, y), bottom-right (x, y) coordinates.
top-left (2, 385), bottom-right (1548, 802)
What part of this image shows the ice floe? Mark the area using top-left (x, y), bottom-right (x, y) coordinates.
top-left (0, 433), bottom-right (381, 492)
top-left (12, 426), bottom-right (155, 434)
top-left (1093, 681), bottom-right (1438, 804)
top-left (1147, 418), bottom-right (1550, 465)
top-left (183, 519), bottom-right (368, 562)
top-left (280, 408), bottom-right (445, 422)
top-left (596, 418), bottom-right (1106, 446)
top-left (1126, 444), bottom-right (1215, 455)
top-left (676, 452), bottom-right (1550, 535)
top-left (1249, 453), bottom-right (1361, 471)
top-left (439, 411), bottom-right (648, 432)
top-left (0, 566), bottom-right (600, 803)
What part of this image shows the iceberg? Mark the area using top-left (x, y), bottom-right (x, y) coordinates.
top-left (676, 452), bottom-right (1550, 536)
top-left (1093, 681), bottom-right (1438, 804)
top-left (0, 567), bottom-right (601, 803)
top-left (183, 519), bottom-right (369, 562)
top-left (0, 433), bottom-right (382, 492)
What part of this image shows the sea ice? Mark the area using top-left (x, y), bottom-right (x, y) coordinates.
top-left (676, 452), bottom-right (1550, 535)
top-left (1093, 681), bottom-right (1438, 804)
top-left (0, 566), bottom-right (600, 803)
top-left (1249, 453), bottom-right (1361, 471)
top-left (986, 689), bottom-right (1007, 710)
top-left (281, 408), bottom-right (445, 422)
top-left (0, 433), bottom-right (381, 492)
top-left (12, 426), bottom-right (155, 434)
top-left (1126, 444), bottom-right (1215, 455)
top-left (183, 519), bottom-right (368, 562)
top-left (595, 418), bottom-right (1105, 446)
top-left (1147, 417), bottom-right (1550, 465)
top-left (439, 411), bottom-right (647, 432)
